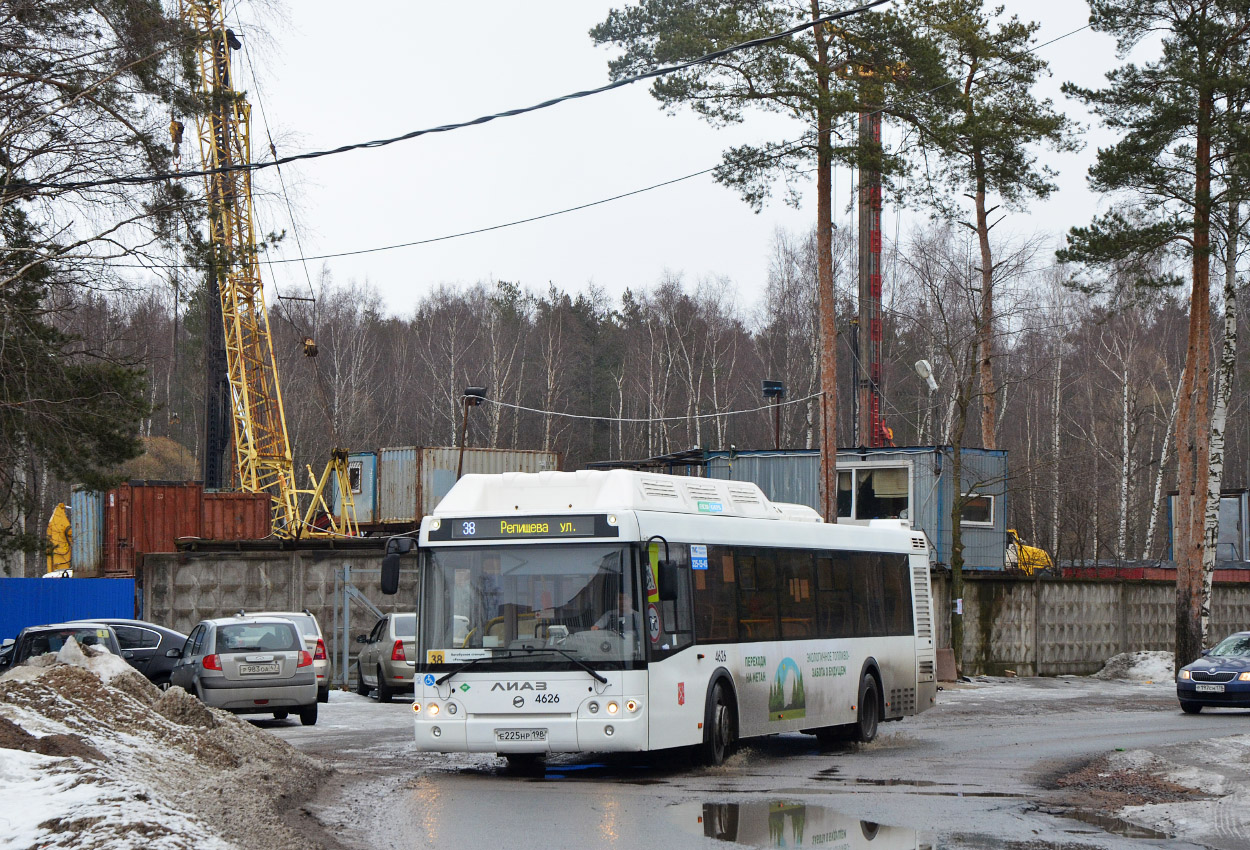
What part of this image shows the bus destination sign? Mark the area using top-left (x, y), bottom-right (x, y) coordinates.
top-left (434, 514), bottom-right (618, 541)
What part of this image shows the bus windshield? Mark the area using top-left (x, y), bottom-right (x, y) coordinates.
top-left (420, 544), bottom-right (642, 666)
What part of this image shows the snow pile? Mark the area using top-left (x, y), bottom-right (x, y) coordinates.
top-left (0, 639), bottom-right (328, 850)
top-left (1093, 650), bottom-right (1175, 682)
top-left (1114, 740), bottom-right (1250, 844)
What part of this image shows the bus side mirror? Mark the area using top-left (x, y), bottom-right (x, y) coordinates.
top-left (381, 555), bottom-right (401, 596)
top-left (380, 536), bottom-right (415, 596)
top-left (657, 561), bottom-right (679, 602)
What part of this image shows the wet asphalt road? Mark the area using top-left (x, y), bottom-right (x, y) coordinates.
top-left (263, 677), bottom-right (1250, 850)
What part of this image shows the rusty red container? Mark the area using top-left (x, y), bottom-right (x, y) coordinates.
top-left (202, 491), bottom-right (272, 540)
top-left (103, 481), bottom-right (203, 577)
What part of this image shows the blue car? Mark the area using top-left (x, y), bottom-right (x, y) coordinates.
top-left (1177, 632), bottom-right (1250, 713)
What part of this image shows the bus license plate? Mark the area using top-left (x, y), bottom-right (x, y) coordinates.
top-left (239, 663), bottom-right (280, 675)
top-left (495, 729), bottom-right (547, 742)
top-left (1195, 684), bottom-right (1225, 693)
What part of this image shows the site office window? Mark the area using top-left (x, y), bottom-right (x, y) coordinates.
top-left (960, 493), bottom-right (994, 527)
top-left (837, 466), bottom-right (910, 520)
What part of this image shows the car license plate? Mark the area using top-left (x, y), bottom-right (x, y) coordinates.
top-left (495, 728), bottom-right (547, 742)
top-left (239, 663), bottom-right (280, 675)
top-left (1195, 683), bottom-right (1225, 693)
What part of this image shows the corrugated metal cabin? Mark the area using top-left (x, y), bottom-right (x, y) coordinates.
top-left (695, 447), bottom-right (1009, 571)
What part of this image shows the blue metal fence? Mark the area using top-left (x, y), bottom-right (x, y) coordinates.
top-left (0, 578), bottom-right (135, 641)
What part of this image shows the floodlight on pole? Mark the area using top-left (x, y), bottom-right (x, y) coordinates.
top-left (915, 360), bottom-right (938, 393)
top-left (457, 387), bottom-right (489, 479)
top-left (762, 380), bottom-right (785, 450)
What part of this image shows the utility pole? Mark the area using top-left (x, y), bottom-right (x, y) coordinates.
top-left (856, 106), bottom-right (887, 448)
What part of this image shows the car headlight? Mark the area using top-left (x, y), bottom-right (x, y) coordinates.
top-left (1239, 672), bottom-right (1250, 682)
top-left (1179, 670), bottom-right (1191, 680)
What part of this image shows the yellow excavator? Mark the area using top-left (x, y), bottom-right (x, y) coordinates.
top-left (1006, 529), bottom-right (1053, 575)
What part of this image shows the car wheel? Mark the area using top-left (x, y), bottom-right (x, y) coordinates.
top-left (299, 703), bottom-right (318, 726)
top-left (376, 666), bottom-right (393, 703)
top-left (855, 673), bottom-right (880, 743)
top-left (355, 661), bottom-right (371, 696)
top-left (273, 709), bottom-right (289, 720)
top-left (318, 685), bottom-right (329, 704)
top-left (1180, 700), bottom-right (1202, 714)
top-left (700, 681), bottom-right (736, 766)
top-left (153, 676), bottom-right (172, 692)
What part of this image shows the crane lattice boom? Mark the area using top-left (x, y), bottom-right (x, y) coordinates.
top-left (182, 0), bottom-right (300, 533)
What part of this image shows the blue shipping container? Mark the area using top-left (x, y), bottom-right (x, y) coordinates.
top-left (70, 488), bottom-right (104, 575)
top-left (0, 578), bottom-right (135, 642)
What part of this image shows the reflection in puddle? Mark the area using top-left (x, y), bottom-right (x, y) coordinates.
top-left (681, 801), bottom-right (927, 848)
top-left (1066, 810), bottom-right (1171, 840)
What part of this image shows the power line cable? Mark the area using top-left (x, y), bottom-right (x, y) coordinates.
top-left (482, 392), bottom-right (822, 425)
top-left (23, 0), bottom-right (891, 194)
top-left (99, 18), bottom-right (1093, 273)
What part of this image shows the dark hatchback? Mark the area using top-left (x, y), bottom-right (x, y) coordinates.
top-left (69, 618), bottom-right (187, 689)
top-left (0, 622), bottom-right (124, 671)
top-left (1177, 632), bottom-right (1250, 713)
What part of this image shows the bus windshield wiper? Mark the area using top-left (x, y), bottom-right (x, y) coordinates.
top-left (509, 646), bottom-right (609, 685)
top-left (434, 650), bottom-right (508, 686)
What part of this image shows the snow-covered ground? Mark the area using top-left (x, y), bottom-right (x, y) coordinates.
top-left (0, 640), bottom-right (325, 850)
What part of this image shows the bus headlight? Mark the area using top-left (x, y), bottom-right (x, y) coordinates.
top-left (607, 701), bottom-right (619, 715)
top-left (447, 702), bottom-right (459, 715)
top-left (412, 702), bottom-right (422, 714)
top-left (588, 701), bottom-right (599, 714)
top-left (626, 700), bottom-right (639, 713)
top-left (428, 703), bottom-right (440, 717)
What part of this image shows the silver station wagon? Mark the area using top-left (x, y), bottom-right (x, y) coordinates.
top-left (169, 616), bottom-right (319, 725)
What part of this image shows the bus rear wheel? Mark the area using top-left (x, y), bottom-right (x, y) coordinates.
top-left (854, 673), bottom-right (880, 743)
top-left (700, 682), bottom-right (736, 766)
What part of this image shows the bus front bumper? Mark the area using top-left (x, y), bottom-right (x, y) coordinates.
top-left (413, 710), bottom-right (647, 753)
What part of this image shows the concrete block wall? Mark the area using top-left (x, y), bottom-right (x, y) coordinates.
top-left (141, 549), bottom-right (417, 687)
top-left (935, 573), bottom-right (1250, 675)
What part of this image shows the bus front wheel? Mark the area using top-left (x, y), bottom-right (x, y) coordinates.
top-left (854, 673), bottom-right (880, 743)
top-left (700, 682), bottom-right (736, 766)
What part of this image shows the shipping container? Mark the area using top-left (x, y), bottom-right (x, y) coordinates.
top-left (104, 481), bottom-right (203, 577)
top-left (70, 488), bottom-right (104, 577)
top-left (705, 447), bottom-right (1010, 570)
top-left (202, 491), bottom-right (272, 540)
top-left (331, 452), bottom-right (378, 525)
top-left (376, 446), bottom-right (561, 526)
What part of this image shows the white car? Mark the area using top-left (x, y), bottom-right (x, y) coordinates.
top-left (247, 610), bottom-right (333, 703)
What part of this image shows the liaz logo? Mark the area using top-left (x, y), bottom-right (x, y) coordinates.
top-left (490, 681), bottom-right (548, 692)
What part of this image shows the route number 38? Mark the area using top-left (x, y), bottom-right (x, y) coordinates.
top-left (461, 521), bottom-right (476, 536)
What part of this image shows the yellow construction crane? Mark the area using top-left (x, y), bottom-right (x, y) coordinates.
top-left (180, 0), bottom-right (356, 538)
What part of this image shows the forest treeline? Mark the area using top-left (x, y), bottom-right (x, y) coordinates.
top-left (50, 222), bottom-right (1245, 570)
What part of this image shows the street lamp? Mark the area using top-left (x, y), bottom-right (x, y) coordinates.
top-left (457, 386), bottom-right (488, 479)
top-left (762, 380), bottom-right (785, 450)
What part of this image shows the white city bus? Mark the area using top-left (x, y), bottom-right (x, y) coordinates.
top-left (385, 469), bottom-right (936, 766)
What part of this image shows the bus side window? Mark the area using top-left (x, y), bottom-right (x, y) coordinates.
top-left (817, 553), bottom-right (854, 639)
top-left (880, 554), bottom-right (914, 635)
top-left (650, 544), bottom-right (693, 661)
top-left (738, 550), bottom-right (779, 642)
top-left (694, 547), bottom-right (737, 642)
top-left (779, 551), bottom-right (815, 639)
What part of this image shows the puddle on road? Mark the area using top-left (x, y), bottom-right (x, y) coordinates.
top-left (676, 801), bottom-right (919, 848)
top-left (1065, 810), bottom-right (1172, 840)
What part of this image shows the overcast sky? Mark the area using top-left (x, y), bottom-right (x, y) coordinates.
top-left (229, 1), bottom-right (1120, 316)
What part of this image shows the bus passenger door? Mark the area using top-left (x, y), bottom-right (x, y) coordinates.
top-left (645, 543), bottom-right (702, 751)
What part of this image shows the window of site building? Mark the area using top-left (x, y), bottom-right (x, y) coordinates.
top-left (961, 494), bottom-right (994, 526)
top-left (837, 467), bottom-right (909, 520)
